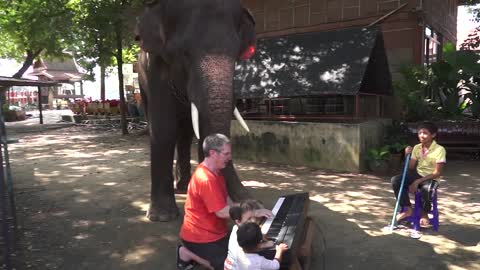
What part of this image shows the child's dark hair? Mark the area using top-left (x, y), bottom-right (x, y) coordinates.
top-left (237, 222), bottom-right (263, 251)
top-left (417, 121), bottom-right (438, 135)
top-left (229, 206), bottom-right (243, 221)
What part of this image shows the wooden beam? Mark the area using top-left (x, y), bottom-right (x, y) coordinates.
top-left (37, 86), bottom-right (43, 124)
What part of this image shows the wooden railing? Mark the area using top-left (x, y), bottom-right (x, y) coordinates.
top-left (406, 121), bottom-right (480, 152)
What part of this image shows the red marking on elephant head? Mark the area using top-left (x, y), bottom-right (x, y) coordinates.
top-left (239, 45), bottom-right (256, 60)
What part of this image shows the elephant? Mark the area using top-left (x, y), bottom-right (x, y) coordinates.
top-left (136, 0), bottom-right (256, 222)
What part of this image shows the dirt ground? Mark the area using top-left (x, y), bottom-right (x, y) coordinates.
top-left (2, 123), bottom-right (480, 270)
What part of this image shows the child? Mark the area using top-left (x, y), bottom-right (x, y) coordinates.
top-left (391, 121), bottom-right (446, 227)
top-left (224, 200), bottom-right (273, 270)
top-left (235, 222), bottom-right (288, 270)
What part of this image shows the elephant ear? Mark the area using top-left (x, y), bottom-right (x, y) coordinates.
top-left (238, 8), bottom-right (256, 60)
top-left (135, 8), bottom-right (166, 54)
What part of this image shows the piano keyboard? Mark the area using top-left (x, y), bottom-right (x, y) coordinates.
top-left (261, 197), bottom-right (285, 234)
top-left (258, 192), bottom-right (309, 269)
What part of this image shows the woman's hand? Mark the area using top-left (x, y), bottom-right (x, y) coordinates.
top-left (405, 146), bottom-right (413, 155)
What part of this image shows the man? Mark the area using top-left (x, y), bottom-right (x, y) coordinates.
top-left (178, 133), bottom-right (271, 270)
top-left (391, 122), bottom-right (446, 227)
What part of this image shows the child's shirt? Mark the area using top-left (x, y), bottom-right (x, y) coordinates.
top-left (411, 140), bottom-right (446, 177)
top-left (224, 225), bottom-right (242, 270)
top-left (236, 253), bottom-right (280, 270)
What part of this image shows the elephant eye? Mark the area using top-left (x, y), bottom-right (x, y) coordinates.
top-left (239, 45), bottom-right (256, 60)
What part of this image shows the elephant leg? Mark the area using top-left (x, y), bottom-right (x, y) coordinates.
top-left (222, 162), bottom-right (251, 202)
top-left (175, 115), bottom-right (193, 192)
top-left (147, 82), bottom-right (179, 222)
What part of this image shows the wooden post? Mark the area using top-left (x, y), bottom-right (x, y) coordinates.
top-left (37, 86), bottom-right (43, 124)
top-left (355, 95), bottom-right (360, 118)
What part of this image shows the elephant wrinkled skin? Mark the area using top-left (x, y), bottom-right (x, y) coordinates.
top-left (136, 0), bottom-right (255, 221)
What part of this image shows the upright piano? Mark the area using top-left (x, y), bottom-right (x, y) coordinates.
top-left (258, 192), bottom-right (310, 269)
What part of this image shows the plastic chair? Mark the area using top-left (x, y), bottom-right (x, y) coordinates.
top-left (402, 189), bottom-right (439, 231)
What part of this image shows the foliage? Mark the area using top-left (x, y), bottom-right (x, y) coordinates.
top-left (394, 66), bottom-right (435, 121)
top-left (367, 146), bottom-right (391, 162)
top-left (383, 121), bottom-right (409, 154)
top-left (71, 0), bottom-right (142, 79)
top-left (0, 0), bottom-right (76, 76)
top-left (394, 43), bottom-right (480, 121)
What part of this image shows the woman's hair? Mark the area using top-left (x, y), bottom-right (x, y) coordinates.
top-left (417, 121), bottom-right (438, 135)
top-left (237, 222), bottom-right (263, 251)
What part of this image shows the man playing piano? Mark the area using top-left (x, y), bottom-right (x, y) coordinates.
top-left (178, 134), bottom-right (272, 270)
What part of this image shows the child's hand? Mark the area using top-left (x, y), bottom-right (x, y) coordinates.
top-left (276, 243), bottom-right (288, 252)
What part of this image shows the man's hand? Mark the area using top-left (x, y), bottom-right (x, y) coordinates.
top-left (409, 181), bottom-right (419, 194)
top-left (254, 208), bottom-right (273, 218)
top-left (405, 146), bottom-right (413, 155)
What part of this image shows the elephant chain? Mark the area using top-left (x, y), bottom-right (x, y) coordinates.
top-left (168, 80), bottom-right (189, 105)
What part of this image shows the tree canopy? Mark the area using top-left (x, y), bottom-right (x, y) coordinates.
top-left (0, 0), bottom-right (76, 77)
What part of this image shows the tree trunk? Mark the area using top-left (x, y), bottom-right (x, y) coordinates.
top-left (100, 66), bottom-right (106, 101)
top-left (12, 49), bottom-right (42, 79)
top-left (115, 23), bottom-right (128, 135)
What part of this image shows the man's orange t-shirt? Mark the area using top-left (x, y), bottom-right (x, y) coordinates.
top-left (180, 163), bottom-right (228, 243)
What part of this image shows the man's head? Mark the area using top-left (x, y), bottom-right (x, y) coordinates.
top-left (203, 133), bottom-right (232, 170)
top-left (417, 122), bottom-right (438, 144)
top-left (237, 222), bottom-right (263, 252)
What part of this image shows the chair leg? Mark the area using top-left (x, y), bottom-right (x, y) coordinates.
top-left (432, 191), bottom-right (439, 231)
top-left (413, 191), bottom-right (422, 231)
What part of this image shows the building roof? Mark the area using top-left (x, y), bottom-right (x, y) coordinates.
top-left (28, 57), bottom-right (85, 83)
top-left (234, 26), bottom-right (392, 98)
top-left (0, 76), bottom-right (61, 88)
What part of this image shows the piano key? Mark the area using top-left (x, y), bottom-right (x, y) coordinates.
top-left (261, 197), bottom-right (285, 234)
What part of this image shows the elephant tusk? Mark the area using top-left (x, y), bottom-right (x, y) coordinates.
top-left (234, 107), bottom-right (250, 133)
top-left (191, 103), bottom-right (200, 139)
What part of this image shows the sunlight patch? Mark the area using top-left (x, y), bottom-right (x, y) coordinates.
top-left (124, 246), bottom-right (155, 264)
top-left (103, 182), bottom-right (118, 186)
top-left (74, 233), bottom-right (90, 240)
top-left (242, 180), bottom-right (268, 187)
top-left (132, 201), bottom-right (149, 212)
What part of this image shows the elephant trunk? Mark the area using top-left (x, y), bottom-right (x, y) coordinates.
top-left (193, 54), bottom-right (235, 137)
top-left (189, 54), bottom-right (251, 202)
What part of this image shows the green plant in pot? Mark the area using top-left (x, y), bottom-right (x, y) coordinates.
top-left (366, 145), bottom-right (391, 174)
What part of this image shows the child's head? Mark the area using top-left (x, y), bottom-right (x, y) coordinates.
top-left (229, 199), bottom-right (264, 225)
top-left (417, 122), bottom-right (438, 143)
top-left (237, 222), bottom-right (263, 252)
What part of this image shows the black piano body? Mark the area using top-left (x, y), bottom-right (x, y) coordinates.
top-left (258, 192), bottom-right (310, 269)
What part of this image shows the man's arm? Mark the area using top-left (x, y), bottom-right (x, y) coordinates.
top-left (409, 162), bottom-right (444, 193)
top-left (414, 162), bottom-right (445, 184)
top-left (405, 146), bottom-right (417, 170)
top-left (215, 205), bottom-right (230, 219)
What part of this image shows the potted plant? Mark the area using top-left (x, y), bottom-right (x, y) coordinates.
top-left (366, 145), bottom-right (391, 175)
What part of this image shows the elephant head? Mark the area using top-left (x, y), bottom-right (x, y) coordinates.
top-left (136, 0), bottom-right (255, 221)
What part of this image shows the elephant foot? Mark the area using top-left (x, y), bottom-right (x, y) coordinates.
top-left (146, 205), bottom-right (179, 222)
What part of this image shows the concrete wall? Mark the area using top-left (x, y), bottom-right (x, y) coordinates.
top-left (230, 119), bottom-right (390, 172)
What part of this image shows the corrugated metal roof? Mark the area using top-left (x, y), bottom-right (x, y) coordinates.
top-left (234, 26), bottom-right (392, 98)
top-left (0, 76), bottom-right (61, 87)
